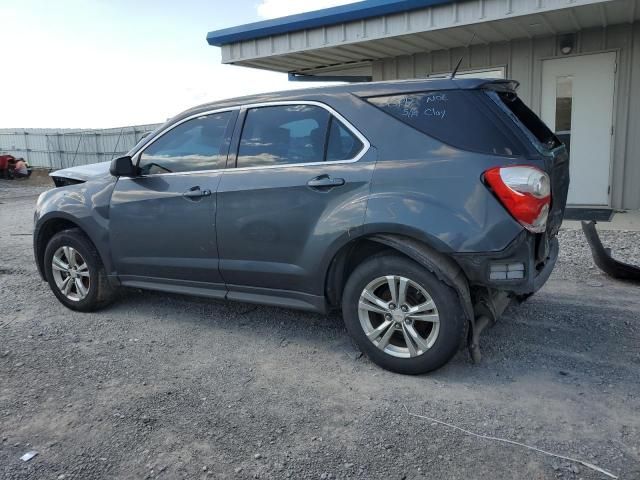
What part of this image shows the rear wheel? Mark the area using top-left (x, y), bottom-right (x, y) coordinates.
top-left (44, 229), bottom-right (115, 311)
top-left (342, 254), bottom-right (465, 374)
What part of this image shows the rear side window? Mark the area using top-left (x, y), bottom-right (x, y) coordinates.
top-left (139, 112), bottom-right (233, 175)
top-left (237, 105), bottom-right (329, 168)
top-left (488, 91), bottom-right (562, 151)
top-left (237, 104), bottom-right (364, 168)
top-left (366, 90), bottom-right (522, 156)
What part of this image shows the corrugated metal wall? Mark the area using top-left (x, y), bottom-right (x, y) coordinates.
top-left (0, 124), bottom-right (161, 170)
top-left (372, 23), bottom-right (640, 210)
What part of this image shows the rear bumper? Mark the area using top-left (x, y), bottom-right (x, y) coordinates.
top-left (451, 231), bottom-right (559, 295)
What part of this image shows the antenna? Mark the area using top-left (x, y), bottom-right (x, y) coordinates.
top-left (450, 31), bottom-right (477, 79)
top-left (450, 57), bottom-right (464, 79)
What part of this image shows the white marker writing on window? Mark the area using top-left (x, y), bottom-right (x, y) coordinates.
top-left (424, 107), bottom-right (446, 119)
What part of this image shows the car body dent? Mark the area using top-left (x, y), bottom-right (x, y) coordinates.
top-left (50, 161), bottom-right (112, 183)
top-left (364, 149), bottom-right (525, 253)
top-left (34, 178), bottom-right (117, 279)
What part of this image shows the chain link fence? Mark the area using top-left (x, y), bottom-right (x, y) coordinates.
top-left (0, 124), bottom-right (161, 170)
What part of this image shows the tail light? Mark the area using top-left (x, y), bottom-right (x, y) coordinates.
top-left (484, 166), bottom-right (551, 233)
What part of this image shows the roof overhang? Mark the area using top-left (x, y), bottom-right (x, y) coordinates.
top-left (207, 0), bottom-right (639, 76)
top-left (207, 0), bottom-right (455, 46)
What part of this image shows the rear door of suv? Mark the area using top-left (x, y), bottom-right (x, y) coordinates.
top-left (216, 101), bottom-right (375, 306)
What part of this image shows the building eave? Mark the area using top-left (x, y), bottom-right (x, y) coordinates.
top-left (211, 0), bottom-right (639, 77)
top-left (206, 0), bottom-right (456, 46)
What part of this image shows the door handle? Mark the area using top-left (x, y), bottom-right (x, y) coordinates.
top-left (307, 175), bottom-right (345, 189)
top-left (183, 186), bottom-right (212, 199)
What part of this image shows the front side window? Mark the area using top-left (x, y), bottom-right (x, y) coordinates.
top-left (139, 112), bottom-right (233, 175)
top-left (237, 105), bottom-right (330, 168)
top-left (366, 90), bottom-right (522, 156)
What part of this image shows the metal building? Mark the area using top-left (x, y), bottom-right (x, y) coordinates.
top-left (207, 0), bottom-right (640, 210)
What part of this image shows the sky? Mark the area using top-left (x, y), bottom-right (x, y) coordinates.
top-left (0, 0), bottom-right (359, 129)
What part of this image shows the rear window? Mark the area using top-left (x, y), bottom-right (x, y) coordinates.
top-left (366, 90), bottom-right (522, 156)
top-left (488, 90), bottom-right (561, 151)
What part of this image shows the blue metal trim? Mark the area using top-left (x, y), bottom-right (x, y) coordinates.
top-left (207, 0), bottom-right (457, 46)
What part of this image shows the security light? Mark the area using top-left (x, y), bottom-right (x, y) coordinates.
top-left (560, 35), bottom-right (575, 55)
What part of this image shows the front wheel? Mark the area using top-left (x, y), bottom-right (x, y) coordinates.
top-left (342, 254), bottom-right (466, 374)
top-left (43, 229), bottom-right (115, 312)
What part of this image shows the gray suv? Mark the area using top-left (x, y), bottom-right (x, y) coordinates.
top-left (34, 78), bottom-right (569, 374)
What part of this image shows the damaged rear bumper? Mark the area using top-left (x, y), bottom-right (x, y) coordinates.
top-left (451, 231), bottom-right (559, 295)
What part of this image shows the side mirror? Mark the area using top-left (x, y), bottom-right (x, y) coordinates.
top-left (110, 155), bottom-right (136, 177)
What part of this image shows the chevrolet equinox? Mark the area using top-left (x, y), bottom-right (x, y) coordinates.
top-left (33, 78), bottom-right (569, 374)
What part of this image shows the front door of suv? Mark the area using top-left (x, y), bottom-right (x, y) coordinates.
top-left (109, 110), bottom-right (236, 294)
top-left (216, 102), bottom-right (375, 306)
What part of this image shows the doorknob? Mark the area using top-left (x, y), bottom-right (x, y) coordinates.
top-left (307, 175), bottom-right (345, 189)
top-left (182, 186), bottom-right (211, 199)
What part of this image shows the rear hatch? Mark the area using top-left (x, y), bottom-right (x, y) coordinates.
top-left (484, 84), bottom-right (570, 237)
top-left (359, 79), bottom-right (569, 240)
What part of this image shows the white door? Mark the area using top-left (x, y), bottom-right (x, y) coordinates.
top-left (541, 52), bottom-right (616, 206)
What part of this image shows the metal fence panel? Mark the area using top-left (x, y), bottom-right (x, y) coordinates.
top-left (0, 124), bottom-right (161, 170)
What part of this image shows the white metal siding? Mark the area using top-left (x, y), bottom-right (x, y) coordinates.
top-left (623, 22), bottom-right (640, 210)
top-left (0, 124), bottom-right (160, 170)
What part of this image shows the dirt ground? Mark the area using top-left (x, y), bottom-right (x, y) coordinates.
top-left (1, 177), bottom-right (639, 480)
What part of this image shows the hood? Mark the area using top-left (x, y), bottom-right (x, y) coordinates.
top-left (50, 161), bottom-right (112, 183)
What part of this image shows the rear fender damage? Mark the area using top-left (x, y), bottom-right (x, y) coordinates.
top-left (370, 234), bottom-right (508, 363)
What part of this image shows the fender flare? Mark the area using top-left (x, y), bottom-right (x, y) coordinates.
top-left (368, 233), bottom-right (474, 328)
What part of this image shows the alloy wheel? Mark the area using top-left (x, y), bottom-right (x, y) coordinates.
top-left (358, 275), bottom-right (440, 358)
top-left (51, 246), bottom-right (90, 302)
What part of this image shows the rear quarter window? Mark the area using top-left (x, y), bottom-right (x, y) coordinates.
top-left (366, 90), bottom-right (522, 156)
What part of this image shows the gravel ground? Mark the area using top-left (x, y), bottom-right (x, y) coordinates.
top-left (1, 179), bottom-right (639, 480)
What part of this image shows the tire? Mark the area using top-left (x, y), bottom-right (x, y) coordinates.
top-left (43, 228), bottom-right (116, 312)
top-left (342, 253), bottom-right (466, 375)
